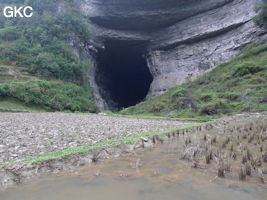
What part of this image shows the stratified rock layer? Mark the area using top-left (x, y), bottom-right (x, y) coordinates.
top-left (80, 0), bottom-right (266, 102)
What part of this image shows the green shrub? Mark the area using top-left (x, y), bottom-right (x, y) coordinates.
top-left (254, 0), bottom-right (267, 27)
top-left (0, 1), bottom-right (99, 113)
top-left (250, 76), bottom-right (265, 84)
top-left (0, 80), bottom-right (98, 113)
top-left (201, 100), bottom-right (228, 115)
top-left (199, 93), bottom-right (215, 102)
top-left (240, 40), bottom-right (267, 58)
top-left (233, 63), bottom-right (264, 77)
top-left (175, 97), bottom-right (198, 111)
top-left (173, 88), bottom-right (186, 97)
top-left (0, 0), bottom-right (91, 83)
top-left (0, 26), bottom-right (20, 41)
top-left (151, 102), bottom-right (166, 113)
top-left (218, 92), bottom-right (241, 101)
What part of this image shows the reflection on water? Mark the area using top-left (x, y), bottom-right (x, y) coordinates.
top-left (0, 141), bottom-right (266, 200)
top-left (1, 176), bottom-right (265, 200)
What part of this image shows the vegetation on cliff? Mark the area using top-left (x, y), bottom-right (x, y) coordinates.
top-left (121, 41), bottom-right (267, 118)
top-left (255, 0), bottom-right (267, 27)
top-left (0, 0), bottom-right (91, 82)
top-left (0, 0), bottom-right (98, 112)
top-left (0, 80), bottom-right (98, 112)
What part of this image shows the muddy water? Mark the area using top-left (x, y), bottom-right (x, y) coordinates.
top-left (0, 141), bottom-right (266, 200)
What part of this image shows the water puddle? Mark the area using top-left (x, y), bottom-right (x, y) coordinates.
top-left (0, 140), bottom-right (266, 200)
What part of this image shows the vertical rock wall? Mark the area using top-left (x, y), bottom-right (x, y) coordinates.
top-left (146, 0), bottom-right (266, 97)
top-left (79, 0), bottom-right (266, 108)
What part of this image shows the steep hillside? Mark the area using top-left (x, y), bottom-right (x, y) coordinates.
top-left (0, 0), bottom-right (98, 112)
top-left (121, 41), bottom-right (267, 118)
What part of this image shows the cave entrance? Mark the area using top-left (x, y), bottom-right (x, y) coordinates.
top-left (96, 40), bottom-right (153, 110)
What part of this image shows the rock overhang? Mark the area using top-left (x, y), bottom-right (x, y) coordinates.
top-left (80, 0), bottom-right (260, 51)
top-left (78, 0), bottom-right (265, 109)
top-left (81, 0), bottom-right (233, 31)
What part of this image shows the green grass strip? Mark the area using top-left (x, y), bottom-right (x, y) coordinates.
top-left (0, 122), bottom-right (209, 166)
top-left (104, 112), bottom-right (211, 123)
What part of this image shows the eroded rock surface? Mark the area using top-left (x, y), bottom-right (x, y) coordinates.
top-left (79, 0), bottom-right (267, 102)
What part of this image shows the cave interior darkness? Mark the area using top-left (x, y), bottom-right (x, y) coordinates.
top-left (96, 40), bottom-right (153, 110)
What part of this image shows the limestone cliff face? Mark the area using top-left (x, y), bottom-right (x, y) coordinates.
top-left (79, 0), bottom-right (266, 104)
top-left (146, 0), bottom-right (266, 97)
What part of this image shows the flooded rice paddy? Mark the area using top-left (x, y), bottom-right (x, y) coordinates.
top-left (1, 139), bottom-right (266, 200)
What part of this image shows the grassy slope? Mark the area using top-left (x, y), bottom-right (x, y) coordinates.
top-left (0, 1), bottom-right (98, 113)
top-left (0, 65), bottom-right (37, 82)
top-left (0, 65), bottom-right (98, 113)
top-left (0, 98), bottom-right (45, 112)
top-left (0, 65), bottom-right (40, 112)
top-left (121, 41), bottom-right (267, 118)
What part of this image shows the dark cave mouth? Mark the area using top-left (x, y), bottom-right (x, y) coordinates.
top-left (96, 40), bottom-right (153, 110)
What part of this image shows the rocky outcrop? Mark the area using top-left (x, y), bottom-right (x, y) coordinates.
top-left (79, 0), bottom-right (266, 104)
top-left (146, 0), bottom-right (266, 97)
